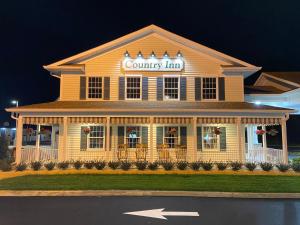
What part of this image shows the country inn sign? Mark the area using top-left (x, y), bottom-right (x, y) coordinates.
top-left (6, 25), bottom-right (294, 164)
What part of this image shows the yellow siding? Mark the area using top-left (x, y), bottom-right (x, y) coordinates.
top-left (225, 76), bottom-right (244, 102)
top-left (148, 77), bottom-right (157, 101)
top-left (186, 77), bottom-right (195, 101)
top-left (60, 75), bottom-right (80, 101)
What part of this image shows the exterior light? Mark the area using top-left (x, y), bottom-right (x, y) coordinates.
top-left (177, 51), bottom-right (183, 57)
top-left (255, 101), bottom-right (261, 105)
top-left (163, 51), bottom-right (169, 58)
top-left (11, 100), bottom-right (18, 107)
top-left (137, 51), bottom-right (143, 58)
top-left (124, 50), bottom-right (130, 58)
top-left (150, 51), bottom-right (156, 58)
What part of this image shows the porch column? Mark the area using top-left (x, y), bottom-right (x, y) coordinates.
top-left (106, 117), bottom-right (110, 160)
top-left (51, 125), bottom-right (56, 149)
top-left (35, 124), bottom-right (41, 161)
top-left (237, 117), bottom-right (245, 162)
top-left (192, 117), bottom-right (197, 161)
top-left (149, 116), bottom-right (154, 162)
top-left (61, 117), bottom-right (68, 161)
top-left (262, 125), bottom-right (267, 148)
top-left (281, 117), bottom-right (288, 163)
top-left (15, 115), bottom-right (23, 163)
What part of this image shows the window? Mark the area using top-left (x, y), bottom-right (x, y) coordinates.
top-left (89, 126), bottom-right (104, 149)
top-left (164, 77), bottom-right (179, 100)
top-left (126, 77), bottom-right (141, 99)
top-left (164, 126), bottom-right (179, 148)
top-left (88, 77), bottom-right (102, 99)
top-left (126, 126), bottom-right (140, 148)
top-left (202, 77), bottom-right (217, 100)
top-left (202, 126), bottom-right (219, 150)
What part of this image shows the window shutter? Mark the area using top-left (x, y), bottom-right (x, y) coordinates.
top-left (197, 127), bottom-right (202, 151)
top-left (220, 127), bottom-right (227, 151)
top-left (117, 126), bottom-right (125, 145)
top-left (142, 77), bottom-right (148, 100)
top-left (218, 77), bottom-right (225, 101)
top-left (180, 77), bottom-right (187, 101)
top-left (80, 126), bottom-right (88, 151)
top-left (104, 77), bottom-right (110, 100)
top-left (180, 126), bottom-right (187, 146)
top-left (119, 77), bottom-right (125, 100)
top-left (156, 77), bottom-right (163, 101)
top-left (195, 77), bottom-right (201, 101)
top-left (141, 126), bottom-right (148, 145)
top-left (156, 126), bottom-right (163, 145)
top-left (109, 126), bottom-right (112, 150)
top-left (80, 77), bottom-right (86, 100)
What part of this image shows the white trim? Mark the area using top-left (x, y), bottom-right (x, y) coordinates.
top-left (86, 125), bottom-right (105, 151)
top-left (86, 76), bottom-right (104, 100)
top-left (201, 126), bottom-right (220, 151)
top-left (124, 125), bottom-right (142, 149)
top-left (201, 77), bottom-right (219, 102)
top-left (162, 125), bottom-right (181, 149)
top-left (125, 75), bottom-right (142, 101)
top-left (163, 75), bottom-right (180, 101)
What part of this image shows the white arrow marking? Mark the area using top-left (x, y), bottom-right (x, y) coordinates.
top-left (124, 208), bottom-right (199, 220)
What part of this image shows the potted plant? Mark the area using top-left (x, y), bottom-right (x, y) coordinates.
top-left (83, 127), bottom-right (90, 135)
top-left (256, 129), bottom-right (266, 135)
top-left (214, 127), bottom-right (222, 135)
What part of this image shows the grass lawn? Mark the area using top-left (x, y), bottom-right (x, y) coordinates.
top-left (0, 174), bottom-right (300, 192)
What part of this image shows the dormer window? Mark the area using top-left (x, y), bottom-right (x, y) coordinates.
top-left (164, 77), bottom-right (179, 100)
top-left (126, 76), bottom-right (141, 100)
top-left (202, 77), bottom-right (217, 100)
top-left (88, 77), bottom-right (103, 99)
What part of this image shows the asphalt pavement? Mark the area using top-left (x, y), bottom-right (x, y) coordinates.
top-left (0, 196), bottom-right (299, 225)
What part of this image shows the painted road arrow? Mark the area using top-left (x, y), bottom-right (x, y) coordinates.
top-left (124, 208), bottom-right (199, 220)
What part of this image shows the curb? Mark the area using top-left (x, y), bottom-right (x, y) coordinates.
top-left (0, 190), bottom-right (300, 198)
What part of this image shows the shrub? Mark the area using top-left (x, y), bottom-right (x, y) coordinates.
top-left (30, 161), bottom-right (42, 171)
top-left (216, 162), bottom-right (228, 171)
top-left (84, 161), bottom-right (94, 169)
top-left (292, 157), bottom-right (300, 164)
top-left (148, 161), bottom-right (159, 170)
top-left (57, 161), bottom-right (69, 170)
top-left (292, 162), bottom-right (300, 172)
top-left (161, 161), bottom-right (175, 171)
top-left (0, 159), bottom-right (12, 171)
top-left (176, 161), bottom-right (188, 170)
top-left (73, 160), bottom-right (83, 170)
top-left (16, 162), bottom-right (27, 171)
top-left (108, 161), bottom-right (120, 170)
top-left (94, 161), bottom-right (106, 170)
top-left (120, 161), bottom-right (132, 171)
top-left (276, 163), bottom-right (290, 172)
top-left (201, 161), bottom-right (214, 171)
top-left (44, 162), bottom-right (56, 171)
top-left (230, 161), bottom-right (243, 171)
top-left (135, 161), bottom-right (148, 170)
top-left (260, 162), bottom-right (273, 171)
top-left (189, 161), bottom-right (201, 171)
top-left (245, 162), bottom-right (257, 171)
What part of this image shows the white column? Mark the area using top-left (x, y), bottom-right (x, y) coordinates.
top-left (281, 117), bottom-right (288, 164)
top-left (15, 115), bottom-right (23, 163)
top-left (262, 125), bottom-right (267, 148)
top-left (106, 117), bottom-right (110, 160)
top-left (149, 117), bottom-right (154, 162)
top-left (35, 124), bottom-right (41, 161)
top-left (62, 117), bottom-right (68, 161)
top-left (246, 124), bottom-right (252, 150)
top-left (51, 125), bottom-right (56, 149)
top-left (192, 117), bottom-right (197, 162)
top-left (237, 117), bottom-right (245, 162)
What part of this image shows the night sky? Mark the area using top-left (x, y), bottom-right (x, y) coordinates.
top-left (1, 1), bottom-right (300, 144)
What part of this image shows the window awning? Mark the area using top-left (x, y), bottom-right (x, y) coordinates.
top-left (23, 117), bottom-right (63, 125)
top-left (197, 117), bottom-right (236, 124)
top-left (241, 117), bottom-right (281, 125)
top-left (68, 117), bottom-right (107, 124)
top-left (111, 117), bottom-right (150, 124)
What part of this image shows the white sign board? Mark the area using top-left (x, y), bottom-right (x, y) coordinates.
top-left (122, 58), bottom-right (184, 72)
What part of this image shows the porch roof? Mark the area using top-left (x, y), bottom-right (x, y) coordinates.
top-left (6, 100), bottom-right (294, 113)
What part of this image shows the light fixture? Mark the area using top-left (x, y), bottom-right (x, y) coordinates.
top-left (163, 51), bottom-right (169, 58)
top-left (11, 100), bottom-right (18, 107)
top-left (150, 51), bottom-right (156, 58)
top-left (137, 51), bottom-right (143, 58)
top-left (124, 50), bottom-right (130, 57)
top-left (177, 51), bottom-right (183, 57)
top-left (255, 101), bottom-right (261, 105)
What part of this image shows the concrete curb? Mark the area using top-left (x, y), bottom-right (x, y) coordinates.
top-left (0, 190), bottom-right (300, 198)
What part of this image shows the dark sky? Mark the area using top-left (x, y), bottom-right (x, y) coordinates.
top-left (1, 0), bottom-right (300, 143)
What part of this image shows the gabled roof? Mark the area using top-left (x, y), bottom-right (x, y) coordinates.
top-left (261, 72), bottom-right (300, 86)
top-left (44, 24), bottom-right (261, 76)
top-left (245, 85), bottom-right (286, 94)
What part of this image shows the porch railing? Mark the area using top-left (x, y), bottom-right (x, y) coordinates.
top-left (21, 146), bottom-right (58, 162)
top-left (246, 148), bottom-right (284, 164)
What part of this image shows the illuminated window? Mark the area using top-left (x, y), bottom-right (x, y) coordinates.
top-left (164, 126), bottom-right (179, 148)
top-left (126, 126), bottom-right (140, 148)
top-left (164, 77), bottom-right (179, 100)
top-left (89, 126), bottom-right (104, 149)
top-left (88, 77), bottom-right (102, 99)
top-left (126, 77), bottom-right (141, 99)
top-left (202, 126), bottom-right (219, 150)
top-left (202, 78), bottom-right (217, 100)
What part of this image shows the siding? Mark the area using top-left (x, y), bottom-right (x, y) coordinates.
top-left (148, 77), bottom-right (157, 101)
top-left (60, 75), bottom-right (80, 100)
top-left (186, 76), bottom-right (195, 101)
top-left (225, 76), bottom-right (244, 102)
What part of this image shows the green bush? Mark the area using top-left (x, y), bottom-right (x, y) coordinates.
top-left (292, 162), bottom-right (300, 172)
top-left (57, 161), bottom-right (69, 170)
top-left (148, 161), bottom-right (159, 170)
top-left (177, 161), bottom-right (188, 170)
top-left (276, 163), bottom-right (290, 172)
top-left (135, 161), bottom-right (148, 170)
top-left (16, 163), bottom-right (27, 171)
top-left (84, 161), bottom-right (94, 169)
top-left (189, 161), bottom-right (201, 171)
top-left (0, 159), bottom-right (12, 171)
top-left (120, 161), bottom-right (132, 171)
top-left (161, 162), bottom-right (175, 171)
top-left (245, 162), bottom-right (257, 171)
top-left (230, 161), bottom-right (243, 171)
top-left (260, 162), bottom-right (273, 171)
top-left (201, 161), bottom-right (214, 171)
top-left (73, 160), bottom-right (83, 170)
top-left (216, 162), bottom-right (228, 171)
top-left (94, 161), bottom-right (106, 170)
top-left (292, 157), bottom-right (300, 164)
top-left (108, 161), bottom-right (120, 170)
top-left (30, 161), bottom-right (42, 171)
top-left (44, 162), bottom-right (56, 171)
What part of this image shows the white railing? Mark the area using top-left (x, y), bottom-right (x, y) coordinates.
top-left (21, 145), bottom-right (58, 162)
top-left (246, 148), bottom-right (284, 164)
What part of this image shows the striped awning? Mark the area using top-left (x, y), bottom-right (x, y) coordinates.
top-left (68, 117), bottom-right (107, 124)
top-left (197, 117), bottom-right (236, 124)
top-left (154, 117), bottom-right (192, 124)
top-left (111, 117), bottom-right (150, 124)
top-left (23, 117), bottom-right (63, 124)
top-left (241, 117), bottom-right (281, 125)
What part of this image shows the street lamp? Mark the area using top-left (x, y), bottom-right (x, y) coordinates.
top-left (11, 100), bottom-right (18, 107)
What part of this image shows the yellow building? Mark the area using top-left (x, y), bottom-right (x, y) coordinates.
top-left (6, 25), bottom-right (293, 163)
